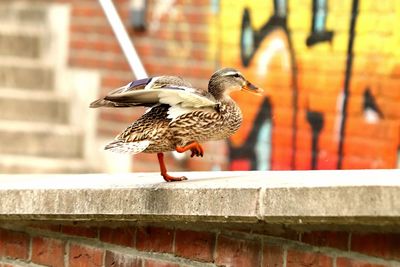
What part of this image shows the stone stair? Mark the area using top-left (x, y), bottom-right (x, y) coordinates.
top-left (0, 3), bottom-right (91, 173)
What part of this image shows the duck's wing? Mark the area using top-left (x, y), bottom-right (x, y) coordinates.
top-left (90, 76), bottom-right (217, 109)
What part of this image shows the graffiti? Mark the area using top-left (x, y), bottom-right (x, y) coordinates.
top-left (336, 0), bottom-right (358, 169)
top-left (234, 1), bottom-right (299, 169)
top-left (306, 111), bottom-right (324, 169)
top-left (229, 98), bottom-right (272, 170)
top-left (306, 0), bottom-right (334, 46)
top-left (221, 0), bottom-right (400, 170)
top-left (362, 88), bottom-right (383, 123)
top-left (150, 0), bottom-right (192, 59)
top-left (149, 0), bottom-right (176, 32)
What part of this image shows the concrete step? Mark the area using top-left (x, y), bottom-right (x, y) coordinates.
top-left (0, 154), bottom-right (90, 174)
top-left (0, 89), bottom-right (69, 124)
top-left (0, 121), bottom-right (83, 158)
top-left (0, 25), bottom-right (46, 58)
top-left (0, 58), bottom-right (54, 90)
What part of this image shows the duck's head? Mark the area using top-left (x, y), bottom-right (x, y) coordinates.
top-left (208, 67), bottom-right (263, 99)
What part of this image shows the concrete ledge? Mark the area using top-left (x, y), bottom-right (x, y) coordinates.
top-left (0, 170), bottom-right (399, 227)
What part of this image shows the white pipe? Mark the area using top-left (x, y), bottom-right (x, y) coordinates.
top-left (99, 0), bottom-right (147, 79)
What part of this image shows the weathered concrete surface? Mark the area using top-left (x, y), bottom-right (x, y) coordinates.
top-left (0, 170), bottom-right (399, 226)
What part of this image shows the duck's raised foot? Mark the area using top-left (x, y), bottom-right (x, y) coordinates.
top-left (176, 142), bottom-right (204, 157)
top-left (162, 174), bottom-right (188, 182)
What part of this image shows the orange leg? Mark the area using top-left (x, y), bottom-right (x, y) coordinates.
top-left (176, 142), bottom-right (204, 157)
top-left (157, 153), bottom-right (187, 182)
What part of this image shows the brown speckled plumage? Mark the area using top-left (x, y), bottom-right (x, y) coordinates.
top-left (90, 68), bottom-right (262, 182)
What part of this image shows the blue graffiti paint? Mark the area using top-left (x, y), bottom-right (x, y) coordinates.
top-left (255, 120), bottom-right (272, 170)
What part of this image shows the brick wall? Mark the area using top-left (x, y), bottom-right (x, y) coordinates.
top-left (219, 1), bottom-right (400, 170)
top-left (53, 0), bottom-right (399, 171)
top-left (1, 223), bottom-right (399, 267)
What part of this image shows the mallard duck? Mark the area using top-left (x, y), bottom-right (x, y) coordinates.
top-left (90, 68), bottom-right (262, 182)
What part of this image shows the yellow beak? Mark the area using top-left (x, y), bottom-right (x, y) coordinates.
top-left (241, 81), bottom-right (263, 95)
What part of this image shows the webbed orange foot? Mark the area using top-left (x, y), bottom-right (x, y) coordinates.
top-left (176, 142), bottom-right (204, 157)
top-left (157, 152), bottom-right (188, 182)
top-left (162, 174), bottom-right (188, 182)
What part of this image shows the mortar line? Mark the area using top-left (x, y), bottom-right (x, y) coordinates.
top-left (102, 242), bottom-right (106, 267)
top-left (28, 235), bottom-right (33, 262)
top-left (283, 246), bottom-right (288, 267)
top-left (213, 231), bottom-right (219, 262)
top-left (64, 239), bottom-right (70, 267)
top-left (172, 227), bottom-right (176, 254)
top-left (0, 258), bottom-right (45, 267)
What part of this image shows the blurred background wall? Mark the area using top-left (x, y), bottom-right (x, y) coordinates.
top-left (0, 0), bottom-right (399, 173)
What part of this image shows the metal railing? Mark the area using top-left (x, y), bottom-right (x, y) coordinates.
top-left (99, 0), bottom-right (147, 79)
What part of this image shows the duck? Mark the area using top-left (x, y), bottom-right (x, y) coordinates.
top-left (90, 68), bottom-right (262, 182)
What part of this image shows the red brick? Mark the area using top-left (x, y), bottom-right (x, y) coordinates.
top-left (336, 257), bottom-right (388, 267)
top-left (69, 243), bottom-right (104, 267)
top-left (61, 225), bottom-right (98, 238)
top-left (174, 230), bottom-right (215, 262)
top-left (143, 259), bottom-right (180, 267)
top-left (100, 227), bottom-right (135, 247)
top-left (230, 159), bottom-right (252, 170)
top-left (31, 237), bottom-right (65, 267)
top-left (301, 231), bottom-right (349, 250)
top-left (380, 78), bottom-right (400, 99)
top-left (319, 133), bottom-right (340, 154)
top-left (295, 150), bottom-right (312, 170)
top-left (343, 137), bottom-right (397, 160)
top-left (286, 250), bottom-right (333, 267)
top-left (316, 152), bottom-right (338, 170)
top-left (263, 244), bottom-right (284, 267)
top-left (99, 109), bottom-right (142, 124)
top-left (215, 235), bottom-right (261, 267)
top-left (308, 93), bottom-right (339, 113)
top-left (136, 227), bottom-right (173, 253)
top-left (271, 148), bottom-right (293, 170)
top-left (271, 129), bottom-right (292, 151)
top-left (70, 23), bottom-right (113, 36)
top-left (342, 155), bottom-right (389, 170)
top-left (71, 5), bottom-right (104, 18)
top-left (104, 251), bottom-right (141, 267)
top-left (101, 75), bottom-right (131, 89)
top-left (344, 118), bottom-right (399, 142)
top-left (351, 233), bottom-right (400, 260)
top-left (0, 228), bottom-right (30, 260)
top-left (70, 39), bottom-right (121, 53)
top-left (69, 55), bottom-right (131, 72)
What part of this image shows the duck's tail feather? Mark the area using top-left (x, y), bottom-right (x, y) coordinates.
top-left (104, 140), bottom-right (150, 154)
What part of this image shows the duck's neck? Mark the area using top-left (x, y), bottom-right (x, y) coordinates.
top-left (208, 79), bottom-right (226, 100)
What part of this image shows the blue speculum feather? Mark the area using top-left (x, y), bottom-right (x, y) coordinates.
top-left (129, 77), bottom-right (152, 89)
